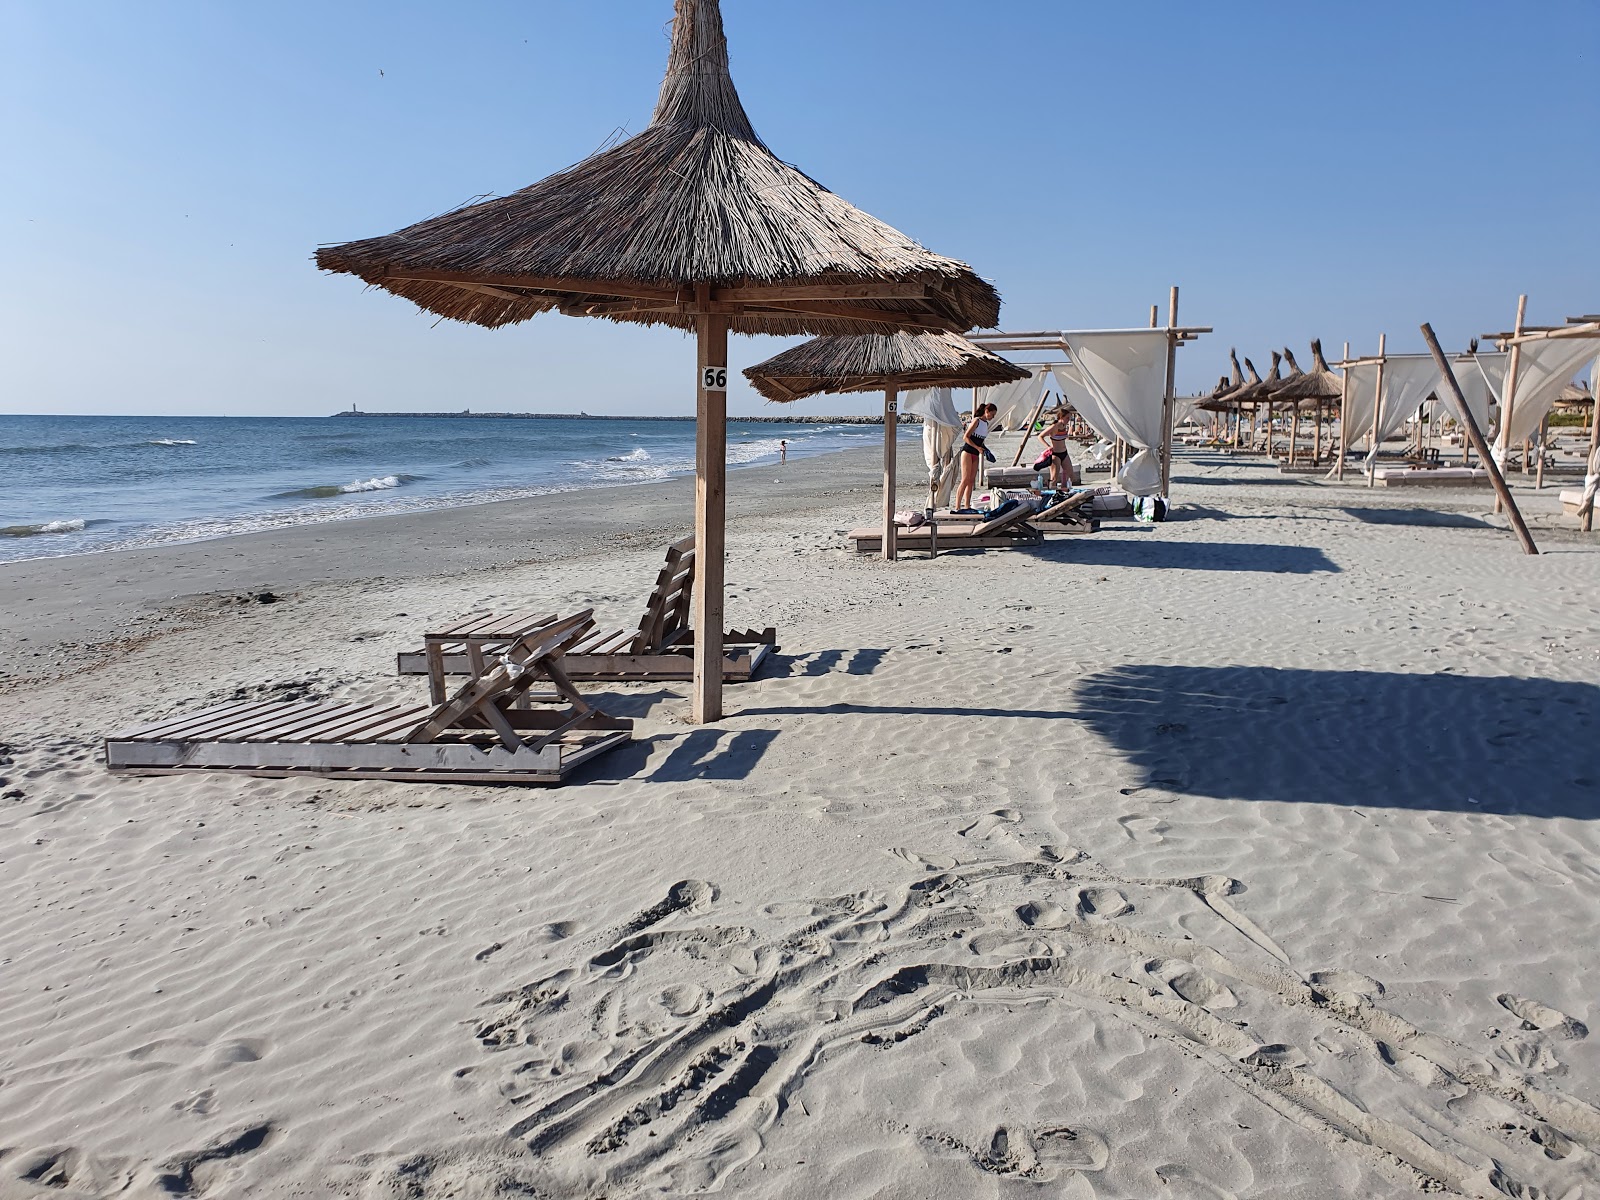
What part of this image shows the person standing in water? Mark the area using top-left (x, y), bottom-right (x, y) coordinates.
top-left (1036, 408), bottom-right (1079, 489)
top-left (954, 402), bottom-right (998, 513)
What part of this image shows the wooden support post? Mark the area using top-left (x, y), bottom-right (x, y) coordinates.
top-left (1012, 385), bottom-right (1048, 467)
top-left (1337, 340), bottom-right (1350, 479)
top-left (1367, 334), bottom-right (1387, 487)
top-left (1584, 393), bottom-right (1600, 533)
top-left (1496, 295), bottom-right (1527, 513)
top-left (1421, 323), bottom-right (1538, 555)
top-left (691, 308), bottom-right (729, 724)
top-left (882, 386), bottom-right (898, 562)
top-left (1535, 415), bottom-right (1547, 489)
top-left (1160, 285), bottom-right (1178, 495)
top-left (1289, 405), bottom-right (1299, 466)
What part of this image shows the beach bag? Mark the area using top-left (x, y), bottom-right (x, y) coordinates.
top-left (1133, 496), bottom-right (1168, 523)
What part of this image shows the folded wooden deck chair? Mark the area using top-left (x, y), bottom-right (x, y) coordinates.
top-left (847, 497), bottom-right (1045, 554)
top-left (397, 536), bottom-right (776, 692)
top-left (928, 492), bottom-right (1098, 537)
top-left (106, 611), bottom-right (632, 785)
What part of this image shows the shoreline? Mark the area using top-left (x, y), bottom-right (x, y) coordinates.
top-left (0, 441), bottom-right (898, 684)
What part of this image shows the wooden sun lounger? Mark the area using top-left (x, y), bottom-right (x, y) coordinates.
top-left (932, 493), bottom-right (1099, 536)
top-left (397, 536), bottom-right (776, 693)
top-left (106, 611), bottom-right (633, 785)
top-left (847, 498), bottom-right (1047, 554)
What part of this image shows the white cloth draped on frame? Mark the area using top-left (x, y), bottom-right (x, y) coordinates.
top-left (1341, 357), bottom-right (1447, 466)
top-left (977, 367), bottom-right (1052, 431)
top-left (1054, 330), bottom-right (1171, 495)
top-left (902, 387), bottom-right (960, 509)
top-left (1430, 352), bottom-right (1502, 431)
top-left (1479, 340), bottom-right (1600, 452)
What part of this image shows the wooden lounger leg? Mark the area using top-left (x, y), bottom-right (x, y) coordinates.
top-left (425, 643), bottom-right (447, 705)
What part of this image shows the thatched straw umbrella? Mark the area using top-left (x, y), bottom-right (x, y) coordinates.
top-left (315, 0), bottom-right (1000, 723)
top-left (1271, 340), bottom-right (1343, 465)
top-left (1226, 355), bottom-right (1268, 449)
top-left (744, 332), bottom-right (1026, 559)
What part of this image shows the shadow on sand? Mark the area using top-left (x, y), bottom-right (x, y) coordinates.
top-left (768, 648), bottom-right (888, 678)
top-left (1341, 507), bottom-right (1492, 530)
top-left (1073, 664), bottom-right (1599, 817)
top-left (1037, 537), bottom-right (1338, 574)
top-left (649, 728), bottom-right (779, 782)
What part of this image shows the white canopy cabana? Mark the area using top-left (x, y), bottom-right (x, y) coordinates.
top-left (971, 304), bottom-right (1210, 497)
top-left (1338, 353), bottom-right (1448, 472)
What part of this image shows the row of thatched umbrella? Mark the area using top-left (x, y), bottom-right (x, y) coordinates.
top-left (314, 0), bottom-right (1000, 723)
top-left (1202, 341), bottom-right (1343, 464)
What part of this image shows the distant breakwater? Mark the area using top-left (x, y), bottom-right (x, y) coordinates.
top-left (330, 411), bottom-right (916, 425)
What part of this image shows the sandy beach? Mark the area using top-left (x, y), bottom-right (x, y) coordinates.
top-left (3, 446), bottom-right (1599, 1199)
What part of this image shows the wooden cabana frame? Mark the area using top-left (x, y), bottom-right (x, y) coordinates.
top-left (970, 290), bottom-right (1210, 494)
top-left (1482, 313), bottom-right (1600, 530)
top-left (743, 332), bottom-right (1027, 560)
top-left (314, 0), bottom-right (1001, 723)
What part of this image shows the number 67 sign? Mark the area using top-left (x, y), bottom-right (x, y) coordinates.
top-left (700, 365), bottom-right (728, 391)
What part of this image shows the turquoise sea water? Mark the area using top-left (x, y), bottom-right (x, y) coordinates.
top-left (0, 414), bottom-right (886, 564)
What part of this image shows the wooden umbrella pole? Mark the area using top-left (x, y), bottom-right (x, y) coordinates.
top-left (1160, 285), bottom-right (1179, 495)
top-left (1289, 405), bottom-right (1299, 466)
top-left (691, 308), bottom-right (729, 724)
top-left (1336, 340), bottom-right (1350, 479)
top-left (1495, 294), bottom-right (1528, 513)
top-left (1366, 334), bottom-right (1386, 487)
top-left (1421, 322), bottom-right (1537, 555)
top-left (1535, 415), bottom-right (1547, 489)
top-left (882, 385), bottom-right (898, 562)
top-left (1584, 394), bottom-right (1600, 532)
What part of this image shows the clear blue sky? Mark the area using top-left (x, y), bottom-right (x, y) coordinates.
top-left (4, 1), bottom-right (1596, 417)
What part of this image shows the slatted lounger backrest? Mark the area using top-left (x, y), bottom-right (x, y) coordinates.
top-left (631, 535), bottom-right (697, 652)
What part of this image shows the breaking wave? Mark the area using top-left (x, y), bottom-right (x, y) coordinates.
top-left (148, 438), bottom-right (198, 446)
top-left (2, 518), bottom-right (89, 537)
top-left (606, 447), bottom-right (652, 463)
top-left (272, 473), bottom-right (420, 499)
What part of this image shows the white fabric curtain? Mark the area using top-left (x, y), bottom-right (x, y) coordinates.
top-left (1432, 352), bottom-right (1501, 431)
top-left (1371, 358), bottom-right (1442, 449)
top-left (1494, 339), bottom-right (1600, 449)
top-left (900, 386), bottom-right (961, 428)
top-left (1342, 362), bottom-right (1378, 442)
top-left (1057, 330), bottom-right (1171, 495)
top-left (1049, 363), bottom-right (1113, 442)
top-left (978, 367), bottom-right (1050, 432)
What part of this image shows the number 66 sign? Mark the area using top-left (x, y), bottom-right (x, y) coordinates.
top-left (700, 365), bottom-right (728, 391)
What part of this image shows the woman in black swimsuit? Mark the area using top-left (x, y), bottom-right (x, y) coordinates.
top-left (955, 402), bottom-right (998, 513)
top-left (1036, 408), bottom-right (1078, 489)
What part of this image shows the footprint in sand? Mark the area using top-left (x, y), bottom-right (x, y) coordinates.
top-left (152, 1121), bottom-right (277, 1196)
top-left (1495, 1035), bottom-right (1562, 1073)
top-left (1032, 1124), bottom-right (1110, 1173)
top-left (1245, 1043), bottom-right (1310, 1069)
top-left (1307, 969), bottom-right (1385, 1004)
top-left (655, 983), bottom-right (707, 1018)
top-left (1488, 849), bottom-right (1570, 888)
top-left (1150, 960), bottom-right (1237, 1011)
top-left (1075, 887), bottom-right (1133, 919)
top-left (888, 848), bottom-right (958, 871)
top-left (1497, 993), bottom-right (1588, 1039)
top-left (1117, 815), bottom-right (1168, 844)
top-left (1016, 900), bottom-right (1070, 929)
top-left (959, 809), bottom-right (1022, 840)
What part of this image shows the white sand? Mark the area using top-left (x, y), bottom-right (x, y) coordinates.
top-left (2, 447), bottom-right (1598, 1199)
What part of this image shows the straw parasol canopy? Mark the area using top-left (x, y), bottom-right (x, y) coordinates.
top-left (742, 332), bottom-right (1027, 402)
top-left (313, 0), bottom-right (1005, 723)
top-left (314, 0), bottom-right (999, 337)
top-left (1230, 351), bottom-right (1281, 406)
top-left (1273, 339), bottom-right (1343, 407)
